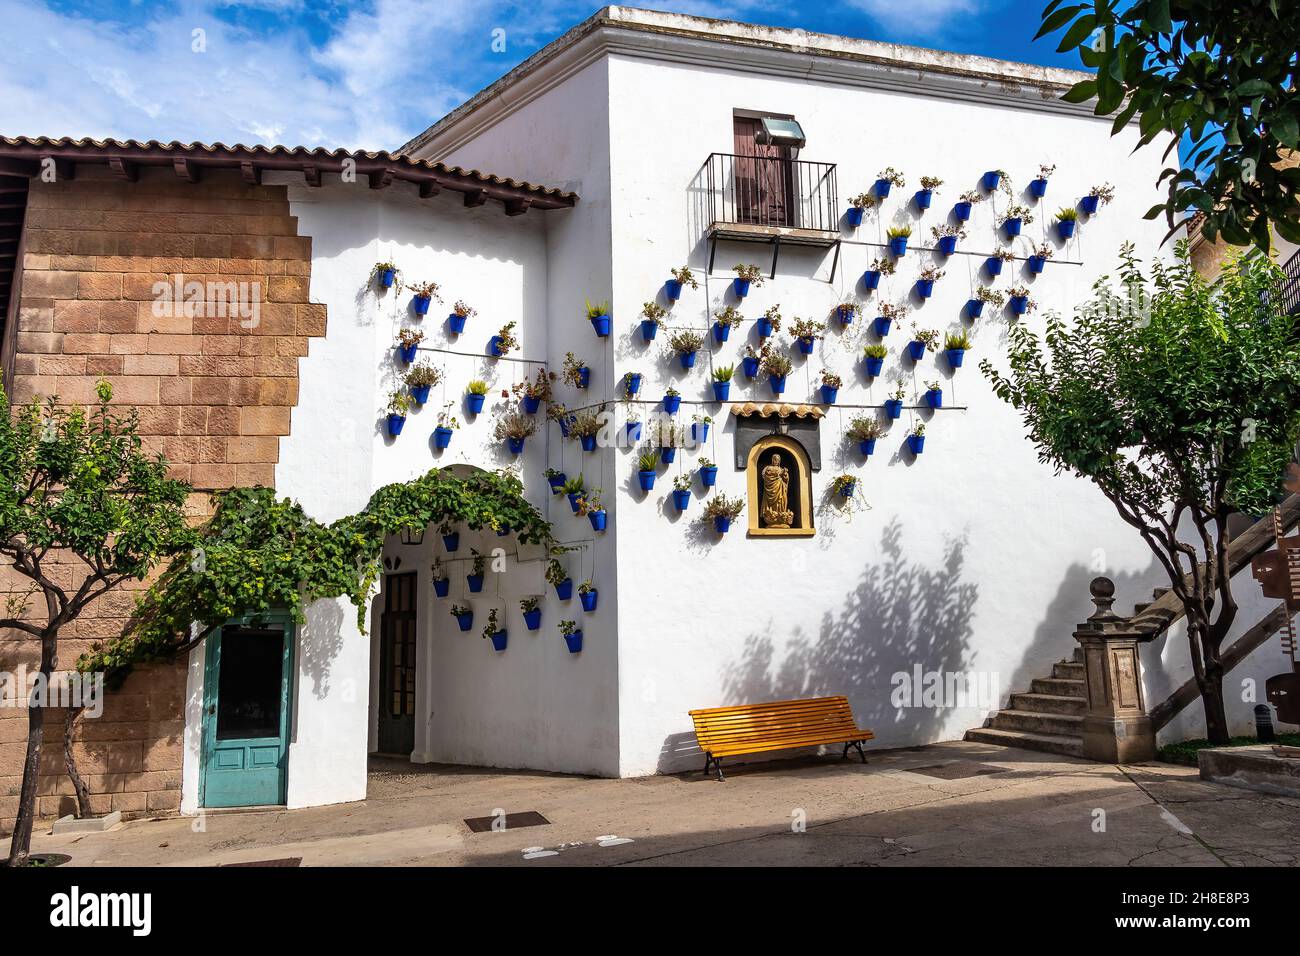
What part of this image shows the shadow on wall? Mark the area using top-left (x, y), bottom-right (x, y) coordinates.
top-left (297, 597), bottom-right (346, 701)
top-left (657, 517), bottom-right (979, 773)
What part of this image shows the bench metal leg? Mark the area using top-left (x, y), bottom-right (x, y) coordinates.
top-left (853, 740), bottom-right (869, 765)
top-left (713, 757), bottom-right (725, 782)
top-left (841, 743), bottom-right (851, 760)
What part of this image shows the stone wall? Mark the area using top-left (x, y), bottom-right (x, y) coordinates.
top-left (0, 165), bottom-right (326, 833)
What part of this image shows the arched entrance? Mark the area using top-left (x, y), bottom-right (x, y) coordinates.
top-left (745, 435), bottom-right (815, 537)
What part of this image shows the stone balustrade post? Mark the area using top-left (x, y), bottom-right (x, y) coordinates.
top-left (1074, 577), bottom-right (1156, 763)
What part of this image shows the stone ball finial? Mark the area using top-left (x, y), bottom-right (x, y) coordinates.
top-left (1088, 576), bottom-right (1118, 621)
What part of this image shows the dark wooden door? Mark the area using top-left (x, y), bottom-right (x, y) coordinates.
top-left (377, 572), bottom-right (417, 755)
top-left (733, 116), bottom-right (794, 226)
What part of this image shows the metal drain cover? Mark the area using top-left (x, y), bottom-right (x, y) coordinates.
top-left (906, 763), bottom-right (1004, 780)
top-left (464, 811), bottom-right (551, 833)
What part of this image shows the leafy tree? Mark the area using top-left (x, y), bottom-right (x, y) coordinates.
top-left (0, 381), bottom-right (193, 867)
top-left (982, 242), bottom-right (1300, 743)
top-left (1040, 0), bottom-right (1300, 249)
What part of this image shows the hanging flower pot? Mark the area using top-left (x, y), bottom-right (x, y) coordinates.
top-left (665, 278), bottom-right (683, 301)
top-left (547, 471), bottom-right (566, 493)
top-left (442, 532), bottom-right (460, 552)
top-left (575, 366), bottom-right (591, 389)
top-left (521, 394), bottom-right (542, 414)
top-left (888, 236), bottom-right (909, 256)
top-left (985, 257), bottom-right (1004, 277)
top-left (1009, 294), bottom-right (1030, 315)
top-left (672, 488), bottom-right (690, 511)
top-left (953, 201), bottom-right (972, 221)
top-left (915, 279), bottom-right (935, 299)
top-left (1027, 255), bottom-right (1047, 274)
top-left (557, 414), bottom-right (574, 437)
top-left (884, 399), bottom-right (904, 419)
top-left (448, 313), bottom-right (467, 334)
top-left (821, 384), bottom-right (839, 404)
top-left (837, 478), bottom-right (857, 498)
top-left (622, 373), bottom-right (641, 397)
top-left (1029, 177), bottom-right (1048, 198)
top-left (524, 609), bottom-right (542, 631)
top-left (564, 629), bottom-right (584, 653)
top-left (555, 577), bottom-right (574, 600)
top-left (863, 269), bottom-right (882, 291)
top-left (387, 414), bottom-right (406, 436)
top-left (846, 206), bottom-right (865, 227)
top-left (379, 268), bottom-right (396, 289)
top-left (769, 374), bottom-right (787, 396)
top-left (467, 573), bottom-right (484, 593)
top-left (873, 316), bottom-right (892, 337)
top-left (692, 421), bottom-right (710, 443)
top-left (700, 464), bottom-right (718, 487)
top-left (456, 610), bottom-right (474, 631)
top-left (579, 587), bottom-right (599, 611)
top-left (967, 299), bottom-right (985, 319)
top-left (663, 393), bottom-right (681, 414)
top-left (1002, 217), bottom-right (1023, 238)
top-left (626, 421), bottom-right (642, 442)
top-left (796, 337), bottom-right (815, 355)
top-left (981, 171), bottom-right (1000, 191)
top-left (712, 321), bottom-right (731, 344)
top-left (1058, 218), bottom-right (1076, 239)
top-left (1079, 194), bottom-right (1100, 215)
top-left (433, 578), bottom-right (450, 598)
top-left (568, 492), bottom-right (583, 513)
top-left (874, 178), bottom-right (892, 198)
top-left (640, 319), bottom-right (659, 342)
top-left (660, 446), bottom-right (677, 464)
top-left (859, 438), bottom-right (877, 456)
top-left (907, 340), bottom-right (926, 361)
top-left (588, 509), bottom-right (607, 532)
top-left (914, 189), bottom-right (933, 210)
top-left (756, 316), bottom-right (774, 338)
top-left (507, 436), bottom-right (526, 455)
top-left (679, 350), bottom-right (698, 370)
top-left (937, 235), bottom-right (958, 256)
top-left (925, 387), bottom-right (943, 408)
top-left (410, 384), bottom-right (431, 405)
top-left (733, 278), bottom-right (751, 298)
top-left (864, 355), bottom-right (884, 377)
top-left (490, 630), bottom-right (508, 652)
top-left (466, 392), bottom-right (486, 414)
top-left (590, 314), bottom-right (612, 337)
top-left (741, 356), bottom-right (760, 378)
top-left (638, 470), bottom-right (656, 491)
top-left (398, 343), bottom-right (418, 363)
top-left (413, 294), bottom-right (432, 316)
top-left (907, 434), bottom-right (926, 455)
top-left (714, 515), bottom-right (732, 534)
top-left (712, 380), bottom-right (730, 401)
top-left (488, 336), bottom-right (505, 357)
top-left (835, 305), bottom-right (855, 325)
top-left (580, 434), bottom-right (597, 452)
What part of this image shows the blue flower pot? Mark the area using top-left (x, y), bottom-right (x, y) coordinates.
top-left (490, 631), bottom-right (507, 652)
top-left (700, 465), bottom-right (718, 487)
top-left (926, 388), bottom-right (943, 408)
top-left (945, 348), bottom-right (966, 369)
top-left (413, 294), bottom-right (431, 316)
top-left (488, 336), bottom-right (504, 357)
top-left (640, 319), bottom-right (659, 342)
top-left (864, 356), bottom-right (884, 377)
top-left (555, 578), bottom-right (573, 600)
top-left (507, 436), bottom-right (525, 455)
top-left (1010, 295), bottom-right (1029, 315)
top-left (448, 313), bottom-right (467, 334)
top-left (954, 201), bottom-right (972, 221)
top-left (821, 385), bottom-right (839, 404)
top-left (456, 612), bottom-right (473, 632)
top-left (860, 438), bottom-right (877, 456)
top-left (985, 257), bottom-right (1004, 277)
top-left (660, 446), bottom-right (676, 464)
top-left (692, 422), bottom-right (710, 443)
top-left (410, 384), bottom-right (431, 404)
top-left (756, 317), bottom-right (774, 338)
top-left (733, 278), bottom-right (751, 298)
top-left (679, 350), bottom-right (697, 370)
top-left (742, 356), bottom-right (760, 378)
top-left (967, 299), bottom-right (985, 319)
top-left (1058, 219), bottom-right (1076, 239)
top-left (769, 374), bottom-right (786, 396)
top-left (663, 394), bottom-right (681, 414)
top-left (524, 609), bottom-right (542, 631)
top-left (1079, 194), bottom-right (1100, 215)
top-left (846, 206), bottom-right (865, 227)
top-left (937, 235), bottom-right (958, 256)
top-left (467, 574), bottom-right (484, 593)
top-left (626, 421), bottom-right (642, 442)
top-left (982, 171), bottom-right (1000, 191)
top-left (590, 314), bottom-right (611, 337)
top-left (564, 630), bottom-right (584, 653)
top-left (387, 414), bottom-right (406, 436)
top-left (379, 268), bottom-right (396, 288)
top-left (497, 526), bottom-right (511, 537)
top-left (713, 322), bottom-right (731, 343)
top-left (836, 306), bottom-right (855, 325)
top-left (568, 492), bottom-right (582, 513)
top-left (863, 269), bottom-right (881, 291)
top-left (638, 470), bottom-right (656, 492)
top-left (558, 415), bottom-right (574, 437)
top-left (672, 489), bottom-right (690, 511)
top-left (466, 392), bottom-right (485, 414)
top-left (838, 479), bottom-right (856, 498)
top-left (624, 373), bottom-right (642, 396)
top-left (1029, 177), bottom-right (1048, 198)
top-left (522, 394), bottom-right (542, 414)
top-left (888, 236), bottom-right (908, 256)
top-left (575, 366), bottom-right (591, 389)
top-left (874, 316), bottom-right (892, 337)
top-left (797, 337), bottom-right (815, 355)
top-left (1027, 255), bottom-right (1046, 274)
top-left (908, 434), bottom-right (926, 455)
top-left (714, 516), bottom-right (732, 534)
top-left (433, 578), bottom-right (449, 598)
top-left (665, 278), bottom-right (683, 301)
top-left (1002, 217), bottom-right (1022, 238)
top-left (580, 434), bottom-right (597, 452)
top-left (914, 189), bottom-right (932, 210)
top-left (442, 532), bottom-right (459, 552)
top-left (874, 178), bottom-right (892, 198)
top-left (907, 340), bottom-right (926, 361)
top-left (915, 279), bottom-right (935, 299)
top-left (547, 472), bottom-right (566, 493)
top-left (433, 426), bottom-right (453, 449)
top-left (398, 344), bottom-right (418, 363)
top-left (589, 510), bottom-right (607, 532)
top-left (580, 589), bottom-right (599, 612)
top-left (885, 399), bottom-right (903, 419)
top-left (712, 380), bottom-right (730, 401)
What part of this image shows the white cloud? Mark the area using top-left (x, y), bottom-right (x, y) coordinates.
top-left (845, 0), bottom-right (986, 40)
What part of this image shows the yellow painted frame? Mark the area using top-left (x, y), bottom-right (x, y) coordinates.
top-left (745, 435), bottom-right (815, 537)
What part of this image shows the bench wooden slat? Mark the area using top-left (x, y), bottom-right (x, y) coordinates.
top-left (688, 695), bottom-right (874, 778)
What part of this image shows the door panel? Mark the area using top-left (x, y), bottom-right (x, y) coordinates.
top-left (377, 573), bottom-right (418, 755)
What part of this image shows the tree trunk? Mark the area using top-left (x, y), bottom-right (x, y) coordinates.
top-left (63, 706), bottom-right (92, 818)
top-left (1198, 668), bottom-right (1231, 744)
top-left (7, 631), bottom-right (55, 868)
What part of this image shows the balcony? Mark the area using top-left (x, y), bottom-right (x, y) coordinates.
top-left (1282, 246), bottom-right (1300, 316)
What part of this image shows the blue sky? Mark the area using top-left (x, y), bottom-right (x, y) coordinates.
top-left (0, 1), bottom-right (1083, 152)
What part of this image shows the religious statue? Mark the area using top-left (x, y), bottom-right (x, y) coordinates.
top-left (760, 452), bottom-right (794, 528)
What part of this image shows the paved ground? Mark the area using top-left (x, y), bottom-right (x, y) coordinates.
top-left (30, 741), bottom-right (1300, 866)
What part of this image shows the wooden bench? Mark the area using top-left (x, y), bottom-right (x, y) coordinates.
top-left (688, 696), bottom-right (875, 780)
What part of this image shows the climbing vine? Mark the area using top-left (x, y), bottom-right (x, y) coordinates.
top-left (78, 467), bottom-right (558, 687)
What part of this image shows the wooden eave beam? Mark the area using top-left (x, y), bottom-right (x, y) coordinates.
top-left (173, 158), bottom-right (199, 182)
top-left (368, 168), bottom-right (394, 190)
top-left (240, 161), bottom-right (261, 185)
top-left (108, 156), bottom-right (137, 182)
top-left (418, 181), bottom-right (440, 199)
top-left (463, 188), bottom-right (487, 208)
top-left (504, 198), bottom-right (532, 217)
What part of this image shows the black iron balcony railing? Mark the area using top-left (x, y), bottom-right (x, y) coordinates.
top-left (1282, 246), bottom-right (1300, 316)
top-left (704, 152), bottom-right (838, 233)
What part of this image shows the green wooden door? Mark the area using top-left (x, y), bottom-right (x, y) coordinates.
top-left (201, 614), bottom-right (294, 808)
top-left (377, 573), bottom-right (417, 755)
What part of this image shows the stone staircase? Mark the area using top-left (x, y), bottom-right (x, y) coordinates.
top-left (964, 648), bottom-right (1086, 757)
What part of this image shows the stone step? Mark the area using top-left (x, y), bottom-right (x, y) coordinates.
top-left (963, 727), bottom-right (1084, 758)
top-left (1134, 602), bottom-right (1151, 614)
top-left (990, 709), bottom-right (1083, 736)
top-left (1152, 586), bottom-right (1170, 600)
top-left (1052, 661), bottom-right (1084, 680)
top-left (1030, 677), bottom-right (1087, 698)
top-left (1010, 692), bottom-right (1087, 716)
top-left (1072, 646), bottom-right (1083, 664)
